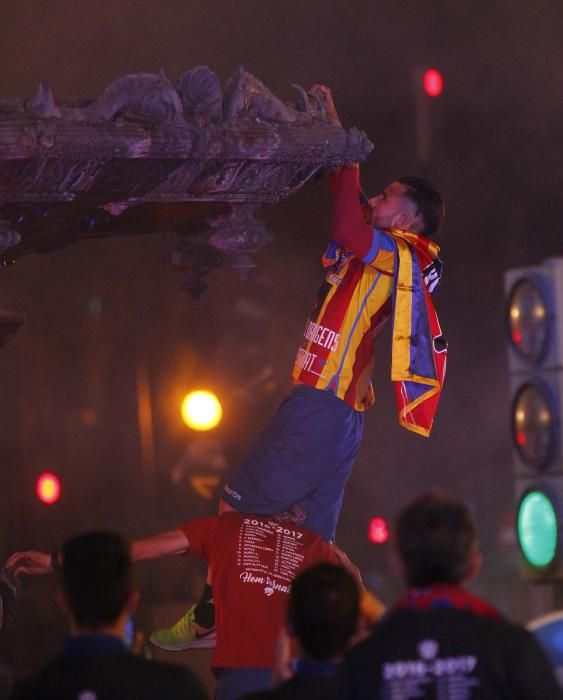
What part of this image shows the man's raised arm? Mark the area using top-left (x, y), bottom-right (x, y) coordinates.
top-left (5, 528), bottom-right (191, 577)
top-left (329, 165), bottom-right (376, 259)
top-left (130, 529), bottom-right (190, 562)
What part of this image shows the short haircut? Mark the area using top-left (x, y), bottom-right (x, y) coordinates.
top-left (396, 490), bottom-right (477, 587)
top-left (61, 531), bottom-right (131, 628)
top-left (288, 562), bottom-right (359, 660)
top-left (397, 176), bottom-right (445, 238)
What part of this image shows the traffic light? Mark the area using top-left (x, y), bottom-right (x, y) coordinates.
top-left (505, 258), bottom-right (563, 580)
top-left (368, 516), bottom-right (389, 544)
top-left (422, 68), bottom-right (444, 98)
top-left (412, 66), bottom-right (444, 161)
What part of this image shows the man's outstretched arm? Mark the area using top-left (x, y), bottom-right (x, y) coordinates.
top-left (6, 529), bottom-right (191, 576)
top-left (130, 529), bottom-right (190, 562)
top-left (308, 84), bottom-right (376, 259)
top-left (4, 550), bottom-right (51, 577)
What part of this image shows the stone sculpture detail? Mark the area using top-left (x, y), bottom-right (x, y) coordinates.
top-left (0, 66), bottom-right (373, 295)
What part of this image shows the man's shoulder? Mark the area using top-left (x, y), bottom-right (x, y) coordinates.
top-left (11, 652), bottom-right (207, 699)
top-left (346, 605), bottom-right (541, 665)
top-left (378, 604), bottom-right (528, 634)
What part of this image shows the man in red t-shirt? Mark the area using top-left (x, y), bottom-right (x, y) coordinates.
top-left (6, 510), bottom-right (353, 700)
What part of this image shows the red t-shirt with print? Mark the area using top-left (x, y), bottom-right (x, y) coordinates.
top-left (180, 511), bottom-right (339, 669)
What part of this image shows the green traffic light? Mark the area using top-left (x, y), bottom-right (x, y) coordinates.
top-left (517, 490), bottom-right (558, 568)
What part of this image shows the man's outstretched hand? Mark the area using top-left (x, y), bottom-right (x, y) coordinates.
top-left (308, 84), bottom-right (342, 126)
top-left (5, 550), bottom-right (52, 577)
top-left (0, 552), bottom-right (50, 632)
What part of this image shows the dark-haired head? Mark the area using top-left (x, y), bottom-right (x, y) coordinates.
top-left (61, 531), bottom-right (132, 629)
top-left (396, 176), bottom-right (445, 238)
top-left (396, 490), bottom-right (480, 588)
top-left (288, 562), bottom-right (359, 660)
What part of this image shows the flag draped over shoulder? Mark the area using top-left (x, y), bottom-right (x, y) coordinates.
top-left (389, 229), bottom-right (447, 437)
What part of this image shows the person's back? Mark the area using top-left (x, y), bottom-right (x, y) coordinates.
top-left (343, 594), bottom-right (560, 699)
top-left (10, 531), bottom-right (207, 700)
top-left (12, 650), bottom-right (207, 700)
top-left (340, 491), bottom-right (561, 700)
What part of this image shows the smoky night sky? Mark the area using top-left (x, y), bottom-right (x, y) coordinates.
top-left (0, 0), bottom-right (562, 670)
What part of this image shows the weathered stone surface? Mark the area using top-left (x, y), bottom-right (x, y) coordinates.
top-left (0, 66), bottom-right (373, 293)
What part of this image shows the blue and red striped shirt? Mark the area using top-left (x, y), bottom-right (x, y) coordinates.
top-left (292, 166), bottom-right (445, 430)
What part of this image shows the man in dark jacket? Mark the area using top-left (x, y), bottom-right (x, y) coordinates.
top-left (340, 490), bottom-right (562, 700)
top-left (10, 531), bottom-right (207, 700)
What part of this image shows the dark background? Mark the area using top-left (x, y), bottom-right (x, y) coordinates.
top-left (0, 0), bottom-right (562, 679)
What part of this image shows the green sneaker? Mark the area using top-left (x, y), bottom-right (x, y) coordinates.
top-left (150, 604), bottom-right (216, 651)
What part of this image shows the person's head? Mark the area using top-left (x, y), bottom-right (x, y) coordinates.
top-left (395, 490), bottom-right (481, 588)
top-left (368, 177), bottom-right (444, 238)
top-left (60, 531), bottom-right (137, 633)
top-left (288, 562), bottom-right (359, 660)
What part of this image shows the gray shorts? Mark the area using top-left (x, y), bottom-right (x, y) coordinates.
top-left (222, 385), bottom-right (364, 541)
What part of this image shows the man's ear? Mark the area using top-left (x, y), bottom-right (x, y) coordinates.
top-left (57, 589), bottom-right (70, 615)
top-left (125, 590), bottom-right (140, 615)
top-left (410, 212), bottom-right (425, 234)
top-left (392, 209), bottom-right (424, 233)
top-left (391, 211), bottom-right (414, 231)
top-left (465, 549), bottom-right (483, 582)
top-left (57, 589), bottom-right (79, 634)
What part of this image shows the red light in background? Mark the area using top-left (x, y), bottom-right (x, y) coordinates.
top-left (81, 408), bottom-right (97, 427)
top-left (512, 330), bottom-right (522, 345)
top-left (36, 473), bottom-right (61, 504)
top-left (369, 516), bottom-right (389, 544)
top-left (423, 68), bottom-right (443, 97)
top-left (516, 432), bottom-right (527, 447)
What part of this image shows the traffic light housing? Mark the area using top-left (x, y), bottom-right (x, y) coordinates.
top-left (505, 258), bottom-right (563, 580)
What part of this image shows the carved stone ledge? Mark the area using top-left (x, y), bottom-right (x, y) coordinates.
top-left (0, 66), bottom-right (373, 295)
top-left (208, 204), bottom-right (275, 280)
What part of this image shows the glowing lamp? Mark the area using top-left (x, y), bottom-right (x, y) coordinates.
top-left (422, 68), bottom-right (443, 97)
top-left (369, 516), bottom-right (389, 544)
top-left (517, 489), bottom-right (558, 569)
top-left (36, 472), bottom-right (61, 504)
top-left (181, 390), bottom-right (222, 431)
